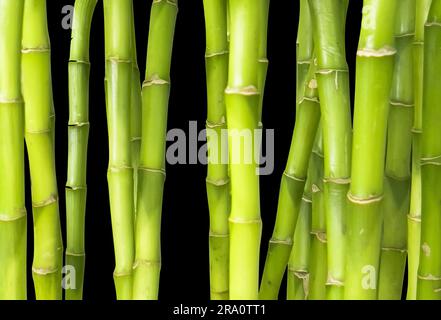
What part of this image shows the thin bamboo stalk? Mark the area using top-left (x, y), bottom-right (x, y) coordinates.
top-left (103, 0), bottom-right (135, 299)
top-left (257, 0), bottom-right (269, 122)
top-left (65, 0), bottom-right (97, 300)
top-left (345, 0), bottom-right (398, 300)
top-left (378, 0), bottom-right (415, 300)
top-left (407, 0), bottom-right (432, 300)
top-left (203, 0), bottom-right (230, 300)
top-left (259, 0), bottom-right (319, 300)
top-left (133, 0), bottom-right (178, 300)
top-left (0, 0), bottom-right (26, 300)
top-left (417, 0), bottom-right (441, 300)
top-left (309, 0), bottom-right (351, 300)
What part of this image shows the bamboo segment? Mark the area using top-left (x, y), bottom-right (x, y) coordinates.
top-left (308, 128), bottom-right (327, 300)
top-left (259, 0), bottom-right (319, 300)
top-left (202, 0), bottom-right (230, 300)
top-left (417, 0), bottom-right (441, 300)
top-left (345, 0), bottom-right (398, 300)
top-left (257, 0), bottom-right (269, 122)
top-left (309, 0), bottom-right (351, 300)
top-left (103, 0), bottom-right (134, 299)
top-left (378, 0), bottom-right (415, 300)
top-left (65, 0), bottom-right (97, 300)
top-left (0, 0), bottom-right (26, 300)
top-left (408, 0), bottom-right (432, 300)
top-left (133, 0), bottom-right (177, 300)
top-left (22, 0), bottom-right (63, 300)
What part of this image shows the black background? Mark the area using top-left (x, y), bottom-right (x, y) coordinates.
top-left (24, 0), bottom-right (363, 300)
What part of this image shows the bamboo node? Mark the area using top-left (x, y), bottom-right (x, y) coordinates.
top-left (143, 74), bottom-right (170, 87)
top-left (411, 128), bottom-right (422, 134)
top-left (22, 47), bottom-right (51, 53)
top-left (381, 246), bottom-right (407, 253)
top-left (206, 177), bottom-right (229, 187)
top-left (108, 165), bottom-right (134, 173)
top-left (283, 171), bottom-right (306, 182)
top-left (395, 32), bottom-right (415, 39)
top-left (66, 251), bottom-right (85, 257)
top-left (229, 217), bottom-right (262, 225)
top-left (32, 194), bottom-right (58, 208)
top-left (357, 47), bottom-right (397, 57)
top-left (106, 57), bottom-right (131, 64)
top-left (302, 195), bottom-right (312, 203)
top-left (0, 97), bottom-right (24, 104)
top-left (347, 192), bottom-right (383, 204)
top-left (417, 274), bottom-right (441, 281)
top-left (210, 289), bottom-right (229, 295)
top-left (205, 50), bottom-right (229, 58)
top-left (32, 266), bottom-right (59, 275)
top-left (138, 166), bottom-right (166, 177)
top-left (66, 184), bottom-right (87, 191)
top-left (153, 0), bottom-right (178, 8)
top-left (326, 276), bottom-right (344, 287)
top-left (316, 68), bottom-right (348, 75)
top-left (421, 155), bottom-right (441, 166)
top-left (297, 60), bottom-right (312, 65)
top-left (0, 208), bottom-right (27, 222)
top-left (26, 128), bottom-right (52, 134)
top-left (298, 96), bottom-right (320, 105)
top-left (133, 259), bottom-right (161, 269)
top-left (113, 270), bottom-right (132, 277)
top-left (311, 184), bottom-right (321, 193)
top-left (310, 230), bottom-right (327, 243)
top-left (206, 117), bottom-right (226, 129)
top-left (209, 232), bottom-right (229, 238)
top-left (68, 121), bottom-right (90, 127)
top-left (323, 177), bottom-right (351, 185)
top-left (425, 21), bottom-right (441, 28)
top-left (269, 238), bottom-right (293, 246)
top-left (225, 85), bottom-right (260, 96)
top-left (407, 214), bottom-right (421, 223)
top-left (131, 136), bottom-right (141, 142)
top-left (390, 100), bottom-right (414, 108)
top-left (385, 172), bottom-right (410, 182)
top-left (258, 57), bottom-right (269, 64)
top-left (69, 59), bottom-right (90, 65)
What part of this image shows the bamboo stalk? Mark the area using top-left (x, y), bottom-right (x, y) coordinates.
top-left (309, 0), bottom-right (351, 300)
top-left (65, 0), bottom-right (97, 300)
top-left (22, 0), bottom-right (63, 300)
top-left (133, 0), bottom-right (178, 300)
top-left (103, 0), bottom-right (135, 299)
top-left (417, 0), bottom-right (441, 300)
top-left (0, 0), bottom-right (26, 300)
top-left (378, 0), bottom-right (415, 300)
top-left (407, 0), bottom-right (432, 300)
top-left (203, 0), bottom-right (230, 300)
top-left (259, 0), bottom-right (319, 300)
top-left (226, 0), bottom-right (262, 300)
top-left (308, 126), bottom-right (327, 300)
top-left (345, 0), bottom-right (398, 300)
top-left (257, 0), bottom-right (269, 122)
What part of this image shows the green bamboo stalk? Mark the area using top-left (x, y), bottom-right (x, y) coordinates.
top-left (203, 0), bottom-right (230, 300)
top-left (345, 0), bottom-right (398, 300)
top-left (130, 3), bottom-right (142, 211)
top-left (308, 127), bottom-right (327, 300)
top-left (259, 0), bottom-right (319, 300)
top-left (378, 0), bottom-right (415, 300)
top-left (309, 0), bottom-right (351, 300)
top-left (417, 0), bottom-right (441, 300)
top-left (65, 0), bottom-right (97, 300)
top-left (0, 0), bottom-right (26, 300)
top-left (103, 0), bottom-right (135, 299)
top-left (407, 0), bottom-right (431, 300)
top-left (22, 0), bottom-right (63, 300)
top-left (133, 0), bottom-right (177, 300)
top-left (226, 0), bottom-right (262, 300)
top-left (257, 0), bottom-right (269, 122)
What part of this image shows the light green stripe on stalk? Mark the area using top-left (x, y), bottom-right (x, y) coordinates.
top-left (259, 0), bottom-right (319, 300)
top-left (378, 0), bottom-right (415, 300)
top-left (407, 0), bottom-right (431, 300)
top-left (345, 0), bottom-right (398, 300)
top-left (0, 0), bottom-right (26, 300)
top-left (133, 0), bottom-right (177, 300)
top-left (417, 0), bottom-right (441, 300)
top-left (103, 0), bottom-right (134, 299)
top-left (203, 0), bottom-right (230, 300)
top-left (65, 0), bottom-right (97, 300)
top-left (309, 0), bottom-right (351, 300)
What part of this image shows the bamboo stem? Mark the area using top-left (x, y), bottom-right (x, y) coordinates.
top-left (0, 0), bottom-right (26, 300)
top-left (417, 0), bottom-right (441, 300)
top-left (345, 0), bottom-right (398, 300)
top-left (65, 0), bottom-right (97, 300)
top-left (22, 0), bottom-right (63, 300)
top-left (133, 0), bottom-right (178, 300)
top-left (103, 0), bottom-right (135, 299)
top-left (407, 0), bottom-right (432, 300)
top-left (378, 0), bottom-right (415, 300)
top-left (259, 0), bottom-right (319, 299)
top-left (203, 0), bottom-right (230, 300)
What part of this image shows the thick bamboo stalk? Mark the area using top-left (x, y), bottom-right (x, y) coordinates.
top-left (407, 0), bottom-right (431, 300)
top-left (308, 0), bottom-right (351, 300)
top-left (133, 0), bottom-right (177, 300)
top-left (22, 0), bottom-right (63, 300)
top-left (226, 0), bottom-right (262, 300)
top-left (259, 0), bottom-right (319, 300)
top-left (345, 0), bottom-right (398, 300)
top-left (203, 0), bottom-right (230, 300)
top-left (65, 0), bottom-right (97, 300)
top-left (103, 0), bottom-right (135, 299)
top-left (0, 0), bottom-right (26, 300)
top-left (308, 127), bottom-right (327, 300)
top-left (378, 0), bottom-right (415, 300)
top-left (417, 0), bottom-right (441, 300)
